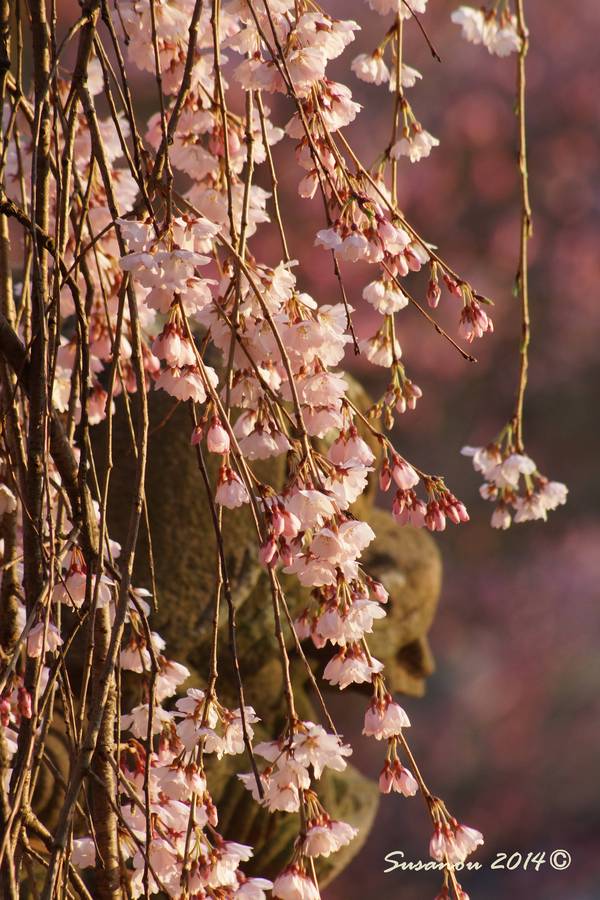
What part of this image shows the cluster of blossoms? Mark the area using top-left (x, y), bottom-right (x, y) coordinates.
top-left (118, 689), bottom-right (272, 896)
top-left (0, 0), bottom-right (565, 895)
top-left (462, 445), bottom-right (568, 529)
top-left (239, 723), bottom-right (352, 816)
top-left (428, 811), bottom-right (484, 900)
top-left (350, 1), bottom-right (438, 164)
top-left (452, 5), bottom-right (522, 57)
top-left (454, 0), bottom-right (567, 527)
top-left (77, 683), bottom-right (271, 897)
top-left (0, 512), bottom-right (270, 895)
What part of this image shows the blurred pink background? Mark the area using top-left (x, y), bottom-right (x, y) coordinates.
top-left (301, 2), bottom-right (599, 898)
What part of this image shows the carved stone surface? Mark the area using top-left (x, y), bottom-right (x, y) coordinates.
top-left (98, 388), bottom-right (441, 695)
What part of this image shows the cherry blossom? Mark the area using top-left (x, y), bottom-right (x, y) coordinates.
top-left (430, 821), bottom-right (484, 865)
top-left (391, 127), bottom-right (440, 164)
top-left (207, 417), bottom-right (231, 454)
top-left (27, 622), bottom-right (63, 657)
top-left (363, 695), bottom-right (411, 739)
top-left (1, 0), bottom-right (567, 892)
top-left (352, 52), bottom-right (390, 85)
top-left (452, 6), bottom-right (522, 57)
top-left (323, 643), bottom-right (384, 689)
top-left (302, 819), bottom-right (358, 857)
top-left (71, 837), bottom-right (96, 869)
top-left (273, 865), bottom-right (320, 900)
top-left (463, 444), bottom-right (567, 527)
top-left (215, 466), bottom-right (250, 509)
top-left (379, 760), bottom-right (419, 796)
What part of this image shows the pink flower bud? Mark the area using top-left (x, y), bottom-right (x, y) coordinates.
top-left (443, 274), bottom-right (462, 297)
top-left (18, 686), bottom-right (32, 719)
top-left (391, 455), bottom-right (420, 490)
top-left (427, 280), bottom-right (441, 308)
top-left (392, 489), bottom-right (409, 521)
top-left (0, 698), bottom-right (10, 726)
top-left (279, 540), bottom-right (293, 567)
top-left (206, 797), bottom-right (218, 827)
top-left (406, 382), bottom-right (423, 410)
top-left (443, 496), bottom-right (469, 524)
top-left (271, 506), bottom-right (285, 537)
top-left (259, 536), bottom-right (278, 568)
top-left (429, 825), bottom-right (445, 861)
top-left (392, 761), bottom-right (418, 796)
top-left (378, 761), bottom-right (394, 794)
top-left (190, 425), bottom-right (204, 445)
top-left (456, 502), bottom-right (469, 522)
top-left (371, 580), bottom-right (389, 604)
top-left (379, 460), bottom-right (392, 491)
top-left (406, 248), bottom-right (423, 272)
top-left (425, 501), bottom-right (446, 532)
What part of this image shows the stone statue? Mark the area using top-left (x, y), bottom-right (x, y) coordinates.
top-left (33, 380), bottom-right (441, 890)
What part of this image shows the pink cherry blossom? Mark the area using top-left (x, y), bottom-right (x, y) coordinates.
top-left (273, 866), bottom-right (320, 900)
top-left (27, 621), bottom-right (63, 657)
top-left (302, 819), bottom-right (358, 857)
top-left (206, 418), bottom-right (231, 454)
top-left (379, 760), bottom-right (418, 796)
top-left (352, 52), bottom-right (390, 86)
top-left (215, 467), bottom-right (249, 509)
top-left (363, 697), bottom-right (411, 739)
top-left (323, 644), bottom-right (384, 690)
